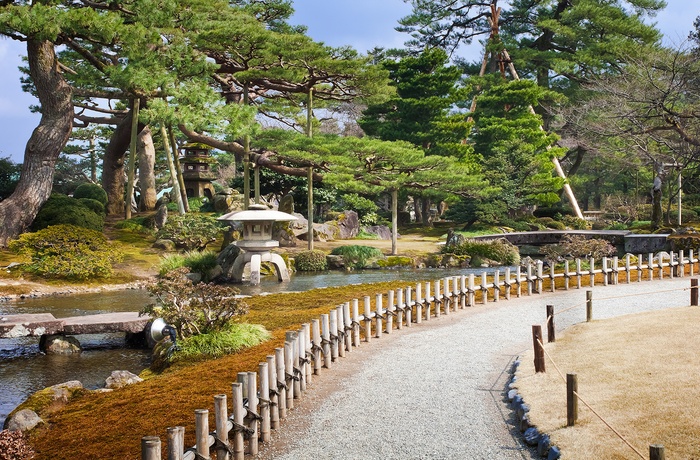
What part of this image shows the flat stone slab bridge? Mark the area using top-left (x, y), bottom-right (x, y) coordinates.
top-left (0, 312), bottom-right (151, 339)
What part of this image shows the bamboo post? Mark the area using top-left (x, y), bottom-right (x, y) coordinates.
top-left (564, 260), bottom-right (570, 290)
top-left (612, 256), bottom-right (619, 284)
top-left (526, 263), bottom-right (533, 296)
top-left (214, 395), bottom-right (229, 460)
top-left (405, 287), bottom-right (412, 326)
top-left (532, 325), bottom-right (545, 373)
top-left (142, 436), bottom-right (161, 460)
top-left (329, 310), bottom-right (339, 360)
top-left (247, 372), bottom-right (259, 455)
top-left (425, 281), bottom-right (432, 320)
top-left (321, 313), bottom-right (331, 367)
top-left (546, 305), bottom-right (555, 343)
top-left (461, 275), bottom-right (468, 306)
top-left (266, 355), bottom-right (280, 430)
top-left (649, 445), bottom-right (665, 460)
top-left (311, 320), bottom-right (321, 374)
top-left (691, 278), bottom-right (698, 306)
top-left (167, 427), bottom-right (184, 460)
top-left (536, 260), bottom-right (543, 293)
top-left (567, 373), bottom-right (578, 427)
top-left (259, 363), bottom-right (271, 443)
top-left (576, 258), bottom-right (582, 289)
top-left (363, 296), bottom-right (372, 343)
top-left (415, 283), bottom-right (423, 324)
top-left (386, 290), bottom-right (394, 333)
top-left (679, 250), bottom-right (685, 277)
top-left (493, 270), bottom-right (501, 301)
top-left (195, 409), bottom-right (209, 460)
top-left (625, 254), bottom-right (631, 284)
top-left (638, 253), bottom-right (644, 282)
top-left (452, 276), bottom-right (460, 310)
top-left (396, 289), bottom-right (404, 329)
top-left (648, 253), bottom-right (654, 281)
top-left (375, 293), bottom-right (383, 337)
top-left (443, 277), bottom-right (450, 315)
top-left (602, 257), bottom-right (609, 286)
top-left (549, 263), bottom-right (556, 292)
top-left (302, 323), bottom-right (312, 386)
top-left (343, 303), bottom-right (353, 351)
top-left (352, 299), bottom-right (361, 345)
top-left (285, 332), bottom-right (301, 396)
top-left (232, 383), bottom-right (245, 460)
top-left (589, 258), bottom-right (595, 287)
top-left (284, 342), bottom-right (294, 409)
top-left (335, 306), bottom-right (346, 358)
top-left (468, 274), bottom-right (476, 305)
top-left (434, 279), bottom-right (441, 318)
top-left (659, 253), bottom-right (664, 280)
top-left (481, 272), bottom-right (488, 304)
top-left (504, 268), bottom-right (512, 300)
top-left (274, 348), bottom-right (286, 419)
top-left (586, 290), bottom-right (593, 322)
top-left (515, 267), bottom-right (522, 297)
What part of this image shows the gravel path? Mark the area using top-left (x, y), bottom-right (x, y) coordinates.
top-left (257, 277), bottom-right (693, 460)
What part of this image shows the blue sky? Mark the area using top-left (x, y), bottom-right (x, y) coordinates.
top-left (0, 0), bottom-right (697, 163)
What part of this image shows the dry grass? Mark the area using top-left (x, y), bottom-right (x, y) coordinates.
top-left (516, 307), bottom-right (700, 459)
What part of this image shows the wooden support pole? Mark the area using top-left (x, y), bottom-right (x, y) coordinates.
top-left (283, 342), bottom-right (294, 409)
top-left (273, 349), bottom-right (286, 419)
top-left (214, 395), bottom-right (229, 460)
top-left (461, 275), bottom-right (468, 306)
top-left (586, 290), bottom-right (593, 322)
top-left (352, 299), bottom-right (361, 345)
top-left (536, 260), bottom-right (543, 293)
top-left (396, 289), bottom-right (404, 329)
top-left (532, 325), bottom-right (545, 373)
top-left (424, 281), bottom-right (432, 320)
top-left (195, 409), bottom-right (209, 460)
top-left (231, 383), bottom-right (245, 460)
top-left (259, 363), bottom-right (271, 443)
top-left (247, 372), bottom-right (259, 455)
top-left (434, 279), bottom-right (441, 318)
top-left (648, 253), bottom-right (654, 281)
top-left (301, 323), bottom-right (311, 386)
top-left (625, 254), bottom-right (632, 284)
top-left (546, 305), bottom-right (555, 343)
top-left (141, 436), bottom-right (161, 460)
top-left (550, 263), bottom-right (556, 292)
top-left (375, 293), bottom-right (383, 337)
top-left (335, 307), bottom-right (346, 358)
top-left (363, 296), bottom-right (372, 343)
top-left (166, 427), bottom-right (184, 460)
top-left (691, 249), bottom-right (696, 277)
top-left (567, 373), bottom-right (578, 427)
top-left (415, 283), bottom-right (423, 324)
top-left (405, 287), bottom-right (412, 326)
top-left (266, 355), bottom-right (280, 430)
top-left (386, 290), bottom-right (394, 333)
top-left (343, 303), bottom-right (353, 351)
top-left (691, 278), bottom-right (699, 306)
top-left (649, 445), bottom-right (665, 460)
top-left (576, 258), bottom-right (582, 289)
top-left (602, 257), bottom-right (609, 286)
top-left (526, 263), bottom-right (533, 296)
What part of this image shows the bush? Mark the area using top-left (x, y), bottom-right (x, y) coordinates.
top-left (142, 268), bottom-right (248, 339)
top-left (561, 215), bottom-right (590, 230)
top-left (9, 225), bottom-right (124, 280)
top-left (32, 194), bottom-right (105, 231)
top-left (159, 251), bottom-right (218, 279)
top-left (442, 238), bottom-right (520, 265)
top-left (330, 245), bottom-right (384, 269)
top-left (156, 213), bottom-right (220, 250)
top-left (114, 217), bottom-right (154, 234)
top-left (77, 198), bottom-right (105, 215)
top-left (536, 217), bottom-right (566, 230)
top-left (73, 183), bottom-right (108, 206)
top-left (295, 250), bottom-right (328, 271)
top-left (542, 235), bottom-right (615, 261)
top-left (173, 323), bottom-right (271, 361)
top-left (334, 193), bottom-right (380, 226)
top-left (533, 206), bottom-right (574, 218)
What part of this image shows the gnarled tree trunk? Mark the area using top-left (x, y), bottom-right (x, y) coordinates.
top-left (102, 113), bottom-right (133, 215)
top-left (138, 125), bottom-right (157, 211)
top-left (0, 40), bottom-right (73, 246)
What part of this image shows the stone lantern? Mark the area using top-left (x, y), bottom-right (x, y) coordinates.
top-left (218, 204), bottom-right (297, 285)
top-left (181, 143), bottom-right (216, 199)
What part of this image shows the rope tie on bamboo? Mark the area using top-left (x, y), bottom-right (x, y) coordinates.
top-left (344, 324), bottom-right (353, 333)
top-left (213, 437), bottom-right (234, 455)
top-left (350, 320), bottom-right (361, 327)
top-left (277, 381), bottom-right (288, 391)
top-left (293, 366), bottom-right (303, 378)
top-left (258, 398), bottom-right (271, 408)
top-left (230, 421), bottom-right (255, 437)
top-left (386, 309), bottom-right (398, 317)
top-left (285, 371), bottom-right (300, 382)
top-left (312, 342), bottom-right (324, 352)
top-left (245, 410), bottom-right (262, 422)
top-left (374, 312), bottom-right (385, 320)
top-left (194, 452), bottom-right (212, 460)
top-left (329, 332), bottom-right (339, 342)
top-left (269, 388), bottom-right (279, 397)
top-left (299, 355), bottom-right (311, 365)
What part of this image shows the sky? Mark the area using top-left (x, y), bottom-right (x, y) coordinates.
top-left (0, 0), bottom-right (698, 164)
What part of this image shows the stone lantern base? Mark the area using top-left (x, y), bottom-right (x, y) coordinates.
top-left (230, 250), bottom-right (290, 285)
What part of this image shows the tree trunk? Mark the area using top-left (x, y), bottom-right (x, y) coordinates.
top-left (651, 176), bottom-right (663, 230)
top-left (0, 40), bottom-right (73, 246)
top-left (138, 125), bottom-right (157, 212)
top-left (421, 197), bottom-right (432, 227)
top-left (413, 196), bottom-right (423, 224)
top-left (102, 113), bottom-right (133, 215)
top-left (391, 189), bottom-right (398, 255)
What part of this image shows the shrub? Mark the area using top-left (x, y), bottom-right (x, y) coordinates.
top-left (73, 183), bottom-right (108, 206)
top-left (542, 235), bottom-right (615, 261)
top-left (142, 268), bottom-right (248, 339)
top-left (335, 193), bottom-right (379, 226)
top-left (114, 217), bottom-right (154, 234)
top-left (442, 238), bottom-right (520, 266)
top-left (561, 215), bottom-right (590, 230)
top-left (32, 194), bottom-right (104, 231)
top-left (77, 198), bottom-right (105, 215)
top-left (159, 251), bottom-right (218, 279)
top-left (330, 245), bottom-right (384, 269)
top-left (173, 323), bottom-right (271, 361)
top-left (9, 225), bottom-right (124, 280)
top-left (156, 213), bottom-right (220, 250)
top-left (536, 217), bottom-right (566, 230)
top-left (295, 250), bottom-right (328, 271)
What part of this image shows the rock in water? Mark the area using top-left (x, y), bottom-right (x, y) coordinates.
top-left (105, 370), bottom-right (143, 389)
top-left (39, 335), bottom-right (82, 354)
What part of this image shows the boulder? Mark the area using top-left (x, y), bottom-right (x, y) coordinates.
top-left (217, 244), bottom-right (242, 280)
top-left (278, 194), bottom-right (295, 215)
top-left (213, 189), bottom-right (244, 213)
top-left (362, 225), bottom-right (393, 240)
top-left (39, 335), bottom-right (81, 354)
top-left (326, 254), bottom-right (346, 270)
top-left (105, 370), bottom-right (143, 389)
top-left (153, 239), bottom-right (176, 251)
top-left (336, 210), bottom-right (359, 239)
top-left (4, 409), bottom-right (43, 432)
top-left (273, 222), bottom-right (298, 247)
top-left (154, 204), bottom-right (168, 230)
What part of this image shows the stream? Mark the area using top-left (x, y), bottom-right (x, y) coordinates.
top-left (0, 267), bottom-right (496, 426)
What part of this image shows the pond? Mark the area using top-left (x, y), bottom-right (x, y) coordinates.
top-left (0, 266), bottom-right (500, 426)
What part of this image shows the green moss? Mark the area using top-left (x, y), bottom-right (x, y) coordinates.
top-left (377, 256), bottom-right (414, 268)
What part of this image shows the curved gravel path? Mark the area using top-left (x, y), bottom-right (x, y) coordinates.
top-left (257, 277), bottom-right (693, 460)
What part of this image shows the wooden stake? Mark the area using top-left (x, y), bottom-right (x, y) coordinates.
top-left (259, 363), bottom-right (271, 443)
top-left (546, 305), bottom-right (555, 343)
top-left (194, 409), bottom-right (209, 460)
top-left (586, 291), bottom-right (593, 322)
top-left (274, 348), bottom-right (286, 419)
top-left (214, 395), bottom-right (229, 460)
top-left (141, 436), bottom-right (161, 460)
top-left (166, 427), bottom-right (184, 460)
top-left (567, 373), bottom-right (578, 427)
top-left (247, 372), bottom-right (259, 455)
top-left (649, 444), bottom-right (665, 460)
top-left (266, 355), bottom-right (280, 430)
top-left (231, 383), bottom-right (245, 460)
top-left (532, 325), bottom-right (545, 373)
top-left (691, 278), bottom-right (699, 306)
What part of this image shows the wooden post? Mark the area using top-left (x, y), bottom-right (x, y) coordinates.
top-left (396, 288), bottom-right (404, 329)
top-left (166, 427), bottom-right (184, 460)
top-left (589, 258), bottom-right (595, 287)
top-left (691, 249), bottom-right (696, 277)
top-left (532, 325), bottom-right (545, 373)
top-left (648, 253), bottom-right (654, 281)
top-left (586, 290), bottom-right (593, 322)
top-left (311, 319), bottom-right (321, 374)
top-left (375, 293), bottom-right (383, 337)
top-left (259, 363), bottom-right (271, 443)
top-left (564, 260), bottom-right (570, 290)
top-left (415, 283), bottom-right (423, 324)
top-left (679, 250), bottom-right (685, 277)
top-left (301, 323), bottom-right (312, 386)
top-left (425, 281), bottom-right (432, 320)
top-left (266, 355), bottom-right (280, 430)
top-left (576, 258), bottom-right (582, 289)
top-left (405, 287), bottom-right (412, 326)
top-left (283, 342), bottom-right (294, 409)
top-left (691, 278), bottom-right (699, 306)
top-left (468, 274), bottom-right (476, 304)
top-left (273, 349), bottom-right (286, 420)
top-left (434, 279), bottom-right (441, 318)
top-left (443, 277), bottom-right (450, 315)
top-left (461, 275), bottom-right (468, 306)
top-left (329, 310), bottom-right (339, 360)
top-left (536, 260), bottom-right (543, 293)
top-left (481, 272), bottom-right (488, 304)
top-left (195, 409), bottom-right (209, 460)
top-left (363, 296), bottom-right (372, 343)
top-left (321, 313), bottom-right (331, 367)
top-left (141, 436), bottom-right (161, 460)
top-left (285, 332), bottom-right (301, 396)
top-left (343, 303), bottom-right (353, 351)
top-left (335, 306), bottom-right (346, 358)
top-left (546, 305), bottom-right (555, 343)
top-left (352, 299), bottom-right (361, 345)
top-left (649, 445), bottom-right (665, 460)
top-left (638, 253), bottom-right (644, 282)
top-left (232, 383), bottom-right (245, 460)
top-left (602, 257), bottom-right (609, 286)
top-left (504, 269), bottom-right (511, 300)
top-left (567, 373), bottom-right (578, 427)
top-left (247, 372), bottom-right (259, 455)
top-left (386, 290), bottom-right (394, 333)
top-left (549, 263), bottom-right (556, 292)
top-left (214, 395), bottom-right (229, 460)
top-left (612, 256), bottom-right (619, 284)
top-left (625, 254), bottom-right (631, 284)
top-left (493, 271), bottom-right (501, 301)
top-left (515, 267), bottom-right (522, 297)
